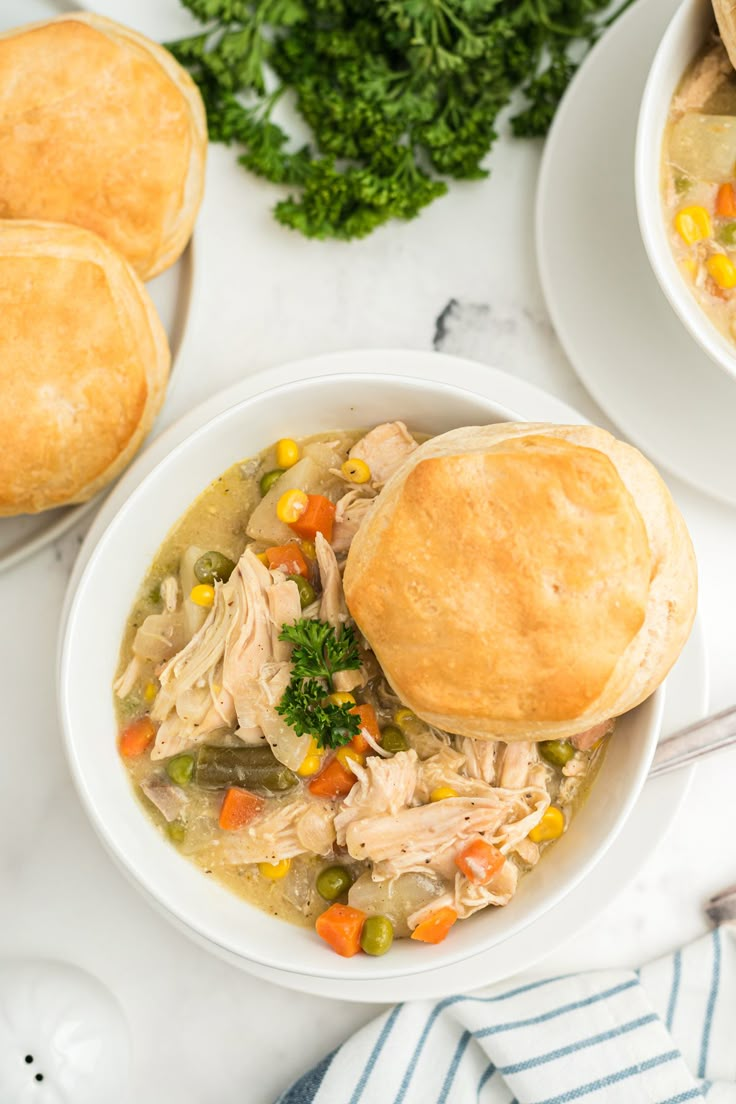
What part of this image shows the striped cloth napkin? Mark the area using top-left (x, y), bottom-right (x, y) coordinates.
top-left (277, 925), bottom-right (736, 1104)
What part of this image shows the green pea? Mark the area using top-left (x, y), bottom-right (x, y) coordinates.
top-left (539, 739), bottom-right (575, 768)
top-left (380, 724), bottom-right (408, 753)
top-left (287, 574), bottom-right (316, 608)
top-left (718, 221), bottom-right (736, 247)
top-left (316, 865), bottom-right (353, 901)
top-left (194, 551), bottom-right (236, 586)
top-left (167, 754), bottom-right (194, 786)
top-left (360, 915), bottom-right (394, 956)
top-left (167, 821), bottom-right (186, 844)
top-left (674, 174), bottom-right (692, 196)
top-left (260, 469), bottom-right (285, 496)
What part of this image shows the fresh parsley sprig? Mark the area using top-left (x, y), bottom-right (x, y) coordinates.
top-left (276, 618), bottom-right (362, 750)
top-left (167, 0), bottom-right (630, 240)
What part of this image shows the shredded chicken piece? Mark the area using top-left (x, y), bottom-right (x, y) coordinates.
top-left (221, 799), bottom-right (335, 866)
top-left (459, 737), bottom-right (499, 785)
top-left (151, 550), bottom-right (307, 764)
top-left (558, 749), bottom-right (592, 806)
top-left (408, 861), bottom-right (519, 928)
top-left (160, 576), bottom-right (178, 612)
top-left (512, 837), bottom-right (540, 867)
top-left (334, 750), bottom-right (418, 845)
top-left (331, 489), bottom-right (376, 553)
top-left (415, 744), bottom-right (493, 801)
top-left (496, 742), bottom-right (538, 789)
top-left (570, 718), bottom-right (614, 751)
top-left (671, 39), bottom-right (731, 117)
top-left (316, 532), bottom-right (348, 630)
top-left (140, 776), bottom-right (188, 823)
top-left (267, 577), bottom-right (301, 663)
top-left (348, 421), bottom-right (418, 487)
top-left (315, 533), bottom-right (365, 693)
top-left (347, 787), bottom-right (548, 882)
top-left (114, 657), bottom-right (141, 699)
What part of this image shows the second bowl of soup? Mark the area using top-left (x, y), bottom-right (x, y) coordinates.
top-left (637, 0), bottom-right (736, 377)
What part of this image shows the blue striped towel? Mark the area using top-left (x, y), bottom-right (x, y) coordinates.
top-left (277, 926), bottom-right (736, 1104)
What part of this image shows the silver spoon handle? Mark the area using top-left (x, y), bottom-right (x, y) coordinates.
top-left (649, 704), bottom-right (736, 778)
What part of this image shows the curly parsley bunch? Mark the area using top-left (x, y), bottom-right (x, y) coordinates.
top-left (169, 0), bottom-right (630, 240)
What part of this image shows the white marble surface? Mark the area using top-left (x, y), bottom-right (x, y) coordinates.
top-left (3, 2), bottom-right (736, 1101)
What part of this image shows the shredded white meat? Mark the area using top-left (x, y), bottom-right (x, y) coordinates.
top-left (221, 799), bottom-right (336, 866)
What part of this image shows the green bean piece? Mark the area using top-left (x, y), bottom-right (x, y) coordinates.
top-left (167, 754), bottom-right (194, 786)
top-left (539, 739), bottom-right (575, 768)
top-left (287, 574), bottom-right (316, 608)
top-left (194, 551), bottom-right (236, 586)
top-left (168, 821), bottom-right (186, 844)
top-left (360, 915), bottom-right (394, 956)
top-left (194, 745), bottom-right (298, 793)
top-left (718, 221), bottom-right (736, 247)
top-left (316, 865), bottom-right (353, 901)
top-left (260, 469), bottom-right (285, 496)
top-left (380, 724), bottom-right (408, 753)
top-left (674, 174), bottom-right (692, 196)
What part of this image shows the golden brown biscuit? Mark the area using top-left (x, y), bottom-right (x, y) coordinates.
top-left (0, 14), bottom-right (206, 280)
top-left (344, 424), bottom-right (697, 741)
top-left (0, 220), bottom-right (170, 516)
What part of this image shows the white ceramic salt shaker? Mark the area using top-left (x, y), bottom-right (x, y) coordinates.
top-left (0, 960), bottom-right (130, 1103)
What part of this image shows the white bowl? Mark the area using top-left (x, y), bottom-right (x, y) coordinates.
top-left (636, 0), bottom-right (736, 379)
top-left (59, 372), bottom-right (664, 982)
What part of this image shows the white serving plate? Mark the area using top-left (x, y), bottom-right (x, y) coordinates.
top-left (0, 0), bottom-right (198, 573)
top-left (59, 350), bottom-right (703, 1000)
top-left (536, 0), bottom-right (736, 506)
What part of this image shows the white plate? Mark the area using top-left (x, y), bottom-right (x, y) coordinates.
top-left (0, 0), bottom-right (197, 574)
top-left (536, 0), bottom-right (736, 507)
top-left (62, 348), bottom-right (708, 1002)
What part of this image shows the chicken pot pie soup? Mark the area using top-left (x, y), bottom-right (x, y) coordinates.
top-left (114, 422), bottom-right (696, 958)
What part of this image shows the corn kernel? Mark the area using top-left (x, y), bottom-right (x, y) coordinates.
top-left (328, 692), bottom-right (356, 706)
top-left (255, 552), bottom-right (269, 565)
top-left (258, 858), bottom-right (291, 880)
top-left (300, 539), bottom-right (316, 560)
top-left (190, 584), bottom-right (215, 607)
top-left (336, 747), bottom-right (366, 770)
top-left (297, 755), bottom-right (323, 777)
top-left (707, 253), bottom-right (736, 289)
top-left (276, 488), bottom-right (309, 524)
top-left (674, 205), bottom-right (712, 244)
top-left (680, 258), bottom-right (697, 278)
top-left (275, 438), bottom-right (300, 469)
top-left (529, 806), bottom-right (565, 843)
top-left (430, 786), bottom-right (458, 802)
top-left (144, 681), bottom-right (157, 702)
top-left (341, 458), bottom-right (371, 484)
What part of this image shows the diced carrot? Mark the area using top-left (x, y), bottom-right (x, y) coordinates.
top-left (410, 907), bottom-right (458, 945)
top-left (218, 787), bottom-right (264, 831)
top-left (308, 757), bottom-right (357, 799)
top-left (350, 703), bottom-right (379, 754)
top-left (315, 903), bottom-right (366, 957)
top-left (119, 716), bottom-right (156, 758)
top-left (265, 542), bottom-right (309, 577)
top-left (717, 182), bottom-right (736, 218)
top-left (455, 839), bottom-right (505, 885)
top-left (288, 494), bottom-right (336, 542)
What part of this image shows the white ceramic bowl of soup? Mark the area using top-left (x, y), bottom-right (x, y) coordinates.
top-left (59, 373), bottom-right (664, 981)
top-left (636, 0), bottom-right (736, 378)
